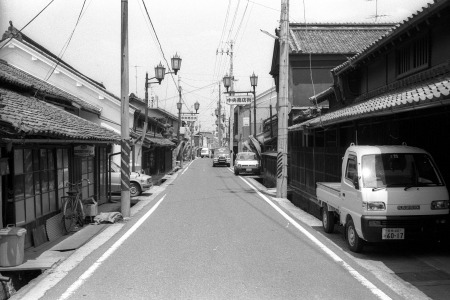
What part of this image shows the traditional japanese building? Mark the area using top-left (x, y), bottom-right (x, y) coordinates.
top-left (0, 59), bottom-right (120, 249)
top-left (289, 0), bottom-right (450, 216)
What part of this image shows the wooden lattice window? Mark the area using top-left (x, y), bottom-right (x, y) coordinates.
top-left (396, 35), bottom-right (430, 77)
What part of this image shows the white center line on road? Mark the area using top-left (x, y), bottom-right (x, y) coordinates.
top-left (239, 177), bottom-right (392, 300)
top-left (58, 194), bottom-right (167, 300)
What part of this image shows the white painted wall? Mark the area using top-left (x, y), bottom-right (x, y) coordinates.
top-left (0, 38), bottom-right (137, 166)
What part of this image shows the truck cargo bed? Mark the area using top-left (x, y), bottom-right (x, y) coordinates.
top-left (316, 182), bottom-right (341, 196)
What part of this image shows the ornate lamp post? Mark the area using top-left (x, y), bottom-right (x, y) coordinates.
top-left (222, 74), bottom-right (232, 151)
top-left (143, 54), bottom-right (181, 170)
top-left (222, 72), bottom-right (258, 155)
top-left (223, 74), bottom-right (232, 92)
top-left (250, 72), bottom-right (258, 137)
top-left (142, 62), bottom-right (165, 151)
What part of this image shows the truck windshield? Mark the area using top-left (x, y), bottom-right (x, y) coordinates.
top-left (361, 153), bottom-right (443, 189)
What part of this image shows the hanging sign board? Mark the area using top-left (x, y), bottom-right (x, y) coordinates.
top-left (243, 117), bottom-right (249, 126)
top-left (74, 145), bottom-right (95, 157)
top-left (226, 95), bottom-right (252, 105)
top-left (181, 114), bottom-right (198, 122)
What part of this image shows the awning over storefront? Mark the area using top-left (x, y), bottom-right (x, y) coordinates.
top-left (248, 135), bottom-right (262, 159)
top-left (132, 129), bottom-right (175, 148)
top-left (0, 88), bottom-right (120, 143)
top-left (290, 74), bottom-right (450, 130)
top-left (144, 136), bottom-right (175, 147)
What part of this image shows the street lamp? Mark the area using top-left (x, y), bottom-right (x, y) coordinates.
top-left (143, 53), bottom-right (181, 166)
top-left (250, 72), bottom-right (258, 137)
top-left (194, 101), bottom-right (200, 113)
top-left (223, 73), bottom-right (232, 92)
top-left (222, 72), bottom-right (258, 154)
top-left (171, 53), bottom-right (182, 75)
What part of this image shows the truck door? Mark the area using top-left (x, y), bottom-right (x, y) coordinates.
top-left (341, 153), bottom-right (363, 233)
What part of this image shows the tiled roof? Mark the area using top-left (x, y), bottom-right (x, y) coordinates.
top-left (0, 88), bottom-right (120, 142)
top-left (290, 73), bottom-right (450, 130)
top-left (132, 129), bottom-right (175, 147)
top-left (288, 23), bottom-right (394, 54)
top-left (145, 136), bottom-right (175, 147)
top-left (332, 0), bottom-right (450, 74)
top-left (0, 60), bottom-right (102, 114)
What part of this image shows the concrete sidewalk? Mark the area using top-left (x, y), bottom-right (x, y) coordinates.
top-left (4, 168), bottom-right (178, 299)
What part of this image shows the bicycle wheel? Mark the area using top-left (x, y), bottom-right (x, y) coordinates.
top-left (62, 197), bottom-right (76, 233)
top-left (75, 199), bottom-right (85, 228)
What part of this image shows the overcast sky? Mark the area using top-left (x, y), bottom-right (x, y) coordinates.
top-left (0, 0), bottom-right (434, 131)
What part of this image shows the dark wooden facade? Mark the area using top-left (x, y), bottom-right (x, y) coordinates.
top-left (288, 1), bottom-right (450, 217)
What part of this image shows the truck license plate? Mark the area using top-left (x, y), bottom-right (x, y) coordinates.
top-left (382, 228), bottom-right (404, 240)
top-left (246, 168), bottom-right (252, 172)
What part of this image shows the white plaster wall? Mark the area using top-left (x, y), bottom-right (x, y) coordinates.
top-left (0, 40), bottom-right (138, 167)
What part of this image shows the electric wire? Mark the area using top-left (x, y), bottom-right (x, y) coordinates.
top-left (233, 0), bottom-right (249, 44)
top-left (141, 0), bottom-right (179, 91)
top-left (226, 1), bottom-right (240, 55)
top-left (45, 0), bottom-right (88, 81)
top-left (236, 1), bottom-right (254, 53)
top-left (212, 0), bottom-right (232, 89)
top-left (0, 0), bottom-right (56, 51)
top-left (302, 0), bottom-right (323, 127)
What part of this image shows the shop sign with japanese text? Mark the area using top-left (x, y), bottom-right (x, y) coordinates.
top-left (74, 145), bottom-right (95, 157)
top-left (226, 95), bottom-right (252, 105)
top-left (181, 114), bottom-right (198, 122)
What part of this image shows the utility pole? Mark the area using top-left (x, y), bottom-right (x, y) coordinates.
top-left (120, 0), bottom-right (130, 217)
top-left (229, 41), bottom-right (234, 165)
top-left (217, 40), bottom-right (234, 164)
top-left (277, 0), bottom-right (289, 198)
top-left (177, 75), bottom-right (183, 168)
top-left (218, 83), bottom-right (222, 146)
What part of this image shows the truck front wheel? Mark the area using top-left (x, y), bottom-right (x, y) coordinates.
top-left (322, 205), bottom-right (335, 233)
top-left (346, 219), bottom-right (364, 253)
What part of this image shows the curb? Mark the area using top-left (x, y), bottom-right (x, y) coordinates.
top-left (10, 171), bottom-right (180, 299)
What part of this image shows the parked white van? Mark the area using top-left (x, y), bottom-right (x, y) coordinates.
top-left (200, 148), bottom-right (210, 158)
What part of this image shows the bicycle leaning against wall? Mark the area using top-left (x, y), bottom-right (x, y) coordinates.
top-left (61, 179), bottom-right (90, 233)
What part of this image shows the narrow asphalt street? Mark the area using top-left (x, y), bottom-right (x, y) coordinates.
top-left (14, 158), bottom-right (449, 300)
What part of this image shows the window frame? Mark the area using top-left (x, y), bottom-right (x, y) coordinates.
top-left (396, 34), bottom-right (430, 79)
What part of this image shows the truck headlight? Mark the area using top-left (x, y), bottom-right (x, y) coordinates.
top-left (363, 202), bottom-right (386, 211)
top-left (431, 200), bottom-right (449, 210)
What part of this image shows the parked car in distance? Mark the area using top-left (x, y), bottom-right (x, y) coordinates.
top-left (200, 147), bottom-right (210, 158)
top-left (234, 152), bottom-right (260, 175)
top-left (212, 148), bottom-right (231, 167)
top-left (110, 162), bottom-right (152, 197)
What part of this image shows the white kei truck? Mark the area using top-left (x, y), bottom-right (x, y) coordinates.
top-left (316, 144), bottom-right (449, 252)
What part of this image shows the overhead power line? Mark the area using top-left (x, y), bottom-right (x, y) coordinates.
top-left (45, 0), bottom-right (88, 81)
top-left (141, 0), bottom-right (179, 90)
top-left (0, 0), bottom-right (56, 51)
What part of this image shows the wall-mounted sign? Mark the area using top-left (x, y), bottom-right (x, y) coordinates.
top-left (226, 95), bottom-right (252, 105)
top-left (74, 145), bottom-right (95, 157)
top-left (181, 114), bottom-right (198, 122)
top-left (243, 117), bottom-right (249, 126)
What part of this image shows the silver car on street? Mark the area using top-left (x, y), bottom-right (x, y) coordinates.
top-left (234, 152), bottom-right (260, 175)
